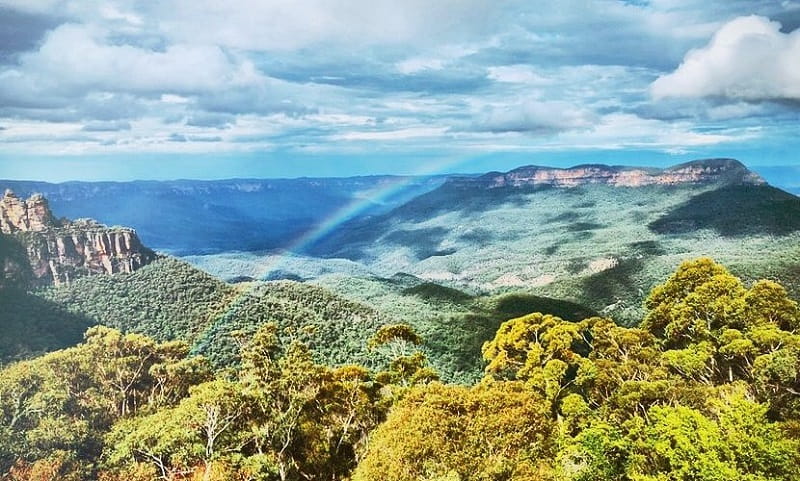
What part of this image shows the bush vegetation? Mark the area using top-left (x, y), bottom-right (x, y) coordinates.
top-left (2, 258), bottom-right (799, 480)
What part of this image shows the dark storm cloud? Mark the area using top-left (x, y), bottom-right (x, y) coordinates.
top-left (0, 8), bottom-right (62, 63)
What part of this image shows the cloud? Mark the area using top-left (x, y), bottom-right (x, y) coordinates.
top-left (652, 15), bottom-right (800, 101)
top-left (471, 100), bottom-right (597, 134)
top-left (81, 120), bottom-right (131, 132)
top-left (12, 24), bottom-right (262, 95)
top-left (151, 0), bottom-right (510, 51)
top-left (487, 65), bottom-right (551, 85)
top-left (331, 126), bottom-right (448, 141)
top-left (0, 7), bottom-right (62, 63)
top-left (0, 0), bottom-right (795, 167)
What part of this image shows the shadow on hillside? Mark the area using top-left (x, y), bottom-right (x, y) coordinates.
top-left (649, 185), bottom-right (800, 237)
top-left (384, 227), bottom-right (451, 259)
top-left (491, 293), bottom-right (598, 321)
top-left (0, 288), bottom-right (95, 364)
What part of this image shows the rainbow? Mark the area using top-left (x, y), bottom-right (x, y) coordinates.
top-left (204, 153), bottom-right (475, 331)
top-left (256, 153), bottom-right (472, 276)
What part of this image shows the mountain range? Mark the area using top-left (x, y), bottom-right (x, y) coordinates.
top-left (3, 157), bottom-right (800, 372)
top-left (185, 158), bottom-right (800, 323)
top-left (0, 175), bottom-right (451, 255)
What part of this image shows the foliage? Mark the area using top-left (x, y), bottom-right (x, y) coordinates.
top-left (103, 323), bottom-right (399, 481)
top-left (352, 381), bottom-right (556, 481)
top-left (3, 257), bottom-right (800, 481)
top-left (28, 258), bottom-right (390, 371)
top-left (0, 328), bottom-right (209, 479)
top-left (357, 258), bottom-right (800, 481)
top-left (314, 273), bottom-right (597, 383)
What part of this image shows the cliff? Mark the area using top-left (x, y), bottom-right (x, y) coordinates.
top-left (0, 190), bottom-right (157, 287)
top-left (0, 190), bottom-right (57, 233)
top-left (453, 158), bottom-right (765, 189)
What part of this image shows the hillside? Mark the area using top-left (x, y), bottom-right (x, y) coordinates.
top-left (2, 258), bottom-right (799, 481)
top-left (2, 254), bottom-right (598, 382)
top-left (312, 272), bottom-right (597, 382)
top-left (29, 257), bottom-right (389, 369)
top-left (187, 159), bottom-right (800, 325)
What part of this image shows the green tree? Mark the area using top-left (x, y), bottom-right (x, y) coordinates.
top-left (104, 379), bottom-right (249, 480)
top-left (353, 381), bottom-right (556, 481)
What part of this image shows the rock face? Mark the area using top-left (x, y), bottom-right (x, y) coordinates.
top-left (0, 190), bottom-right (157, 286)
top-left (454, 158), bottom-right (765, 189)
top-left (0, 190), bottom-right (57, 234)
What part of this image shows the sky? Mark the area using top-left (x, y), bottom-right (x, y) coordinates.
top-left (0, 0), bottom-right (799, 181)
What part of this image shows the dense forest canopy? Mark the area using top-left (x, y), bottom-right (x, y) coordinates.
top-left (1, 258), bottom-right (799, 480)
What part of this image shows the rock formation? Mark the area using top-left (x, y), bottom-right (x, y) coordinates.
top-left (0, 190), bottom-right (58, 234)
top-left (454, 158), bottom-right (765, 189)
top-left (0, 190), bottom-right (157, 286)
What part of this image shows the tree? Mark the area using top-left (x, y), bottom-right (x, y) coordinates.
top-left (369, 323), bottom-right (438, 389)
top-left (482, 312), bottom-right (589, 413)
top-left (560, 388), bottom-right (800, 481)
top-left (104, 380), bottom-right (248, 481)
top-left (353, 381), bottom-right (556, 481)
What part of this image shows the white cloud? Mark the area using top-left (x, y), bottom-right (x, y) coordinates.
top-left (473, 100), bottom-right (597, 134)
top-left (652, 15), bottom-right (800, 100)
top-left (151, 0), bottom-right (508, 51)
top-left (331, 126), bottom-right (448, 141)
top-left (0, 1), bottom-right (794, 163)
top-left (487, 65), bottom-right (551, 84)
top-left (557, 113), bottom-right (746, 152)
top-left (13, 24), bottom-right (262, 95)
top-left (396, 57), bottom-right (445, 75)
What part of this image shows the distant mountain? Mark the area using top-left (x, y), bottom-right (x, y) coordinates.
top-left (0, 175), bottom-right (452, 255)
top-left (308, 158), bottom-right (773, 257)
top-left (7, 158), bottom-right (800, 328)
top-left (454, 158), bottom-right (764, 189)
top-left (282, 158), bottom-right (800, 324)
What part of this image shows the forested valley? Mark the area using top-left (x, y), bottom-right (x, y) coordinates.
top-left (2, 258), bottom-right (799, 481)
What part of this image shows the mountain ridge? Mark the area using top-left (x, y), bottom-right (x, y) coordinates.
top-left (455, 158), bottom-right (764, 189)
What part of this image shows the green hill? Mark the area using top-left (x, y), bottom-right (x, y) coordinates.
top-left (2, 255), bottom-right (599, 382)
top-left (313, 273), bottom-right (597, 383)
top-left (3, 258), bottom-right (389, 371)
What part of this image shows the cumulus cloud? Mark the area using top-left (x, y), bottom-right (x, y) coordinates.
top-left (652, 15), bottom-right (800, 101)
top-left (12, 24), bottom-right (262, 95)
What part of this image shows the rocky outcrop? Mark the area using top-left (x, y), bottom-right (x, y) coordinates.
top-left (0, 190), bottom-right (58, 233)
top-left (0, 191), bottom-right (156, 286)
top-left (455, 159), bottom-right (765, 189)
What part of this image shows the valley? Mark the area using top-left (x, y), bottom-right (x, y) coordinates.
top-left (3, 158), bottom-right (800, 374)
top-left (2, 158), bottom-right (800, 479)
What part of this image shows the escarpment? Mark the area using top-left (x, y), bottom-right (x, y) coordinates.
top-left (0, 190), bottom-right (156, 286)
top-left (451, 158), bottom-right (765, 189)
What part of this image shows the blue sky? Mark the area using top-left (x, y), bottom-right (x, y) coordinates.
top-left (0, 0), bottom-right (799, 181)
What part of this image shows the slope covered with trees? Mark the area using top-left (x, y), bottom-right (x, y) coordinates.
top-left (8, 258), bottom-right (389, 371)
top-left (189, 160), bottom-right (800, 327)
top-left (3, 255), bottom-right (597, 383)
top-left (1, 258), bottom-right (799, 480)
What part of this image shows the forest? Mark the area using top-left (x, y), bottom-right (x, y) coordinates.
top-left (1, 258), bottom-right (799, 481)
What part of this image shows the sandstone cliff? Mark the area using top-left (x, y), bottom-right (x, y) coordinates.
top-left (454, 158), bottom-right (765, 189)
top-left (0, 190), bottom-right (157, 287)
